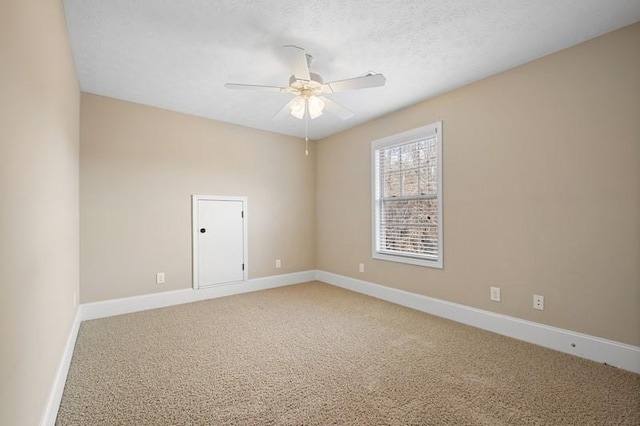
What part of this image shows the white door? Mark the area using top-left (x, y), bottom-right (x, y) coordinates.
top-left (193, 196), bottom-right (247, 288)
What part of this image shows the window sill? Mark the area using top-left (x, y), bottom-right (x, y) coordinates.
top-left (372, 251), bottom-right (443, 269)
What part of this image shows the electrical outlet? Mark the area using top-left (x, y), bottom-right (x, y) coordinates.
top-left (533, 294), bottom-right (544, 310)
top-left (490, 286), bottom-right (501, 302)
top-left (275, 259), bottom-right (281, 268)
top-left (359, 263), bottom-right (365, 273)
top-left (156, 272), bottom-right (165, 284)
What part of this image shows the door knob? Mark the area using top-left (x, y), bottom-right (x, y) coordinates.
top-left (200, 228), bottom-right (206, 233)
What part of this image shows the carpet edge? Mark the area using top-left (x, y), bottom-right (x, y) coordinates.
top-left (316, 270), bottom-right (640, 374)
top-left (81, 270), bottom-right (316, 321)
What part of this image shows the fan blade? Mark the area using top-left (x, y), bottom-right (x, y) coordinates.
top-left (283, 45), bottom-right (311, 81)
top-left (321, 97), bottom-right (354, 120)
top-left (323, 73), bottom-right (386, 93)
top-left (224, 83), bottom-right (287, 93)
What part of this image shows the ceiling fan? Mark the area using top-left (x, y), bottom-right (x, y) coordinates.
top-left (225, 45), bottom-right (386, 152)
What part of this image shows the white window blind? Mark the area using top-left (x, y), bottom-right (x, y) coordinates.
top-left (372, 122), bottom-right (443, 268)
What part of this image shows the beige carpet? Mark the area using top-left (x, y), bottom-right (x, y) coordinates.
top-left (57, 281), bottom-right (640, 425)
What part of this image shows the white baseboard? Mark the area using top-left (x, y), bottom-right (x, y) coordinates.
top-left (316, 270), bottom-right (640, 374)
top-left (82, 270), bottom-right (316, 321)
top-left (39, 269), bottom-right (639, 425)
top-left (40, 307), bottom-right (82, 426)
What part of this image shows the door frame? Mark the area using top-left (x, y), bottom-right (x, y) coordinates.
top-left (192, 194), bottom-right (248, 289)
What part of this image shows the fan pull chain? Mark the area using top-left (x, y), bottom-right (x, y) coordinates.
top-left (305, 106), bottom-right (309, 156)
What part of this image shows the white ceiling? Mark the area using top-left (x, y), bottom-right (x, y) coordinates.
top-left (63, 0), bottom-right (640, 140)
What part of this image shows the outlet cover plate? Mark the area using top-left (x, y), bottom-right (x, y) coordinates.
top-left (533, 294), bottom-right (544, 310)
top-left (490, 286), bottom-right (501, 302)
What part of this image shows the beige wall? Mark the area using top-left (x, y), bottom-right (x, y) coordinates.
top-left (1, 4), bottom-right (635, 423)
top-left (317, 23), bottom-right (640, 346)
top-left (80, 94), bottom-right (316, 303)
top-left (0, 0), bottom-right (80, 425)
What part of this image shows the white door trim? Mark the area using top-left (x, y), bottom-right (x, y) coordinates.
top-left (192, 195), bottom-right (248, 289)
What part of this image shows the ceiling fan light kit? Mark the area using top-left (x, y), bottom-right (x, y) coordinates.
top-left (306, 96), bottom-right (325, 119)
top-left (225, 45), bottom-right (386, 154)
top-left (289, 96), bottom-right (306, 119)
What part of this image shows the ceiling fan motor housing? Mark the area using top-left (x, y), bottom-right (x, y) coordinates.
top-left (289, 73), bottom-right (324, 98)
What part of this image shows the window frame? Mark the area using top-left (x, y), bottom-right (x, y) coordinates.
top-left (371, 121), bottom-right (443, 269)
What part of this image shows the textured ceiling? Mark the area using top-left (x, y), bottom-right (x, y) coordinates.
top-left (64, 0), bottom-right (640, 140)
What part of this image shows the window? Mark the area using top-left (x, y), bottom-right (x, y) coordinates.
top-left (372, 122), bottom-right (443, 268)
